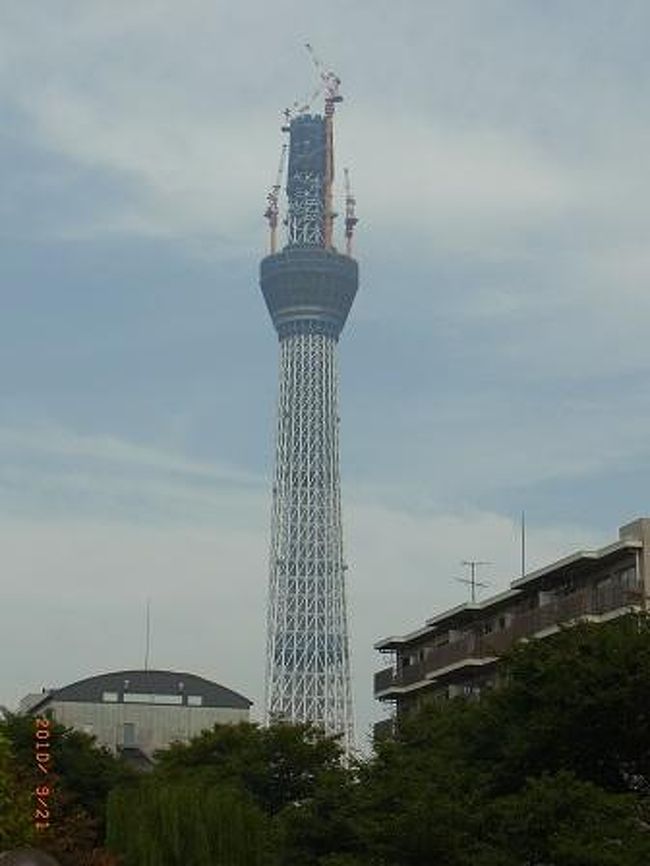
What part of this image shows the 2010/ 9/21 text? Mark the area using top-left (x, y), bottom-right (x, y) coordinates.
top-left (34, 717), bottom-right (52, 830)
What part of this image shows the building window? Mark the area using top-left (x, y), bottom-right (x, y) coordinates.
top-left (595, 566), bottom-right (640, 609)
top-left (122, 723), bottom-right (136, 747)
top-left (187, 695), bottom-right (203, 706)
top-left (617, 566), bottom-right (638, 591)
top-left (154, 693), bottom-right (183, 704)
top-left (102, 692), bottom-right (118, 702)
top-left (557, 579), bottom-right (576, 597)
top-left (522, 595), bottom-right (538, 611)
top-left (122, 693), bottom-right (184, 705)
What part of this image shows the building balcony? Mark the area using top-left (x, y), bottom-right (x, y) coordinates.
top-left (373, 717), bottom-right (396, 742)
top-left (374, 583), bottom-right (642, 698)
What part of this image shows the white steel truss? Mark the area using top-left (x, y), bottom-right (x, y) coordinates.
top-left (265, 328), bottom-right (354, 750)
top-left (287, 172), bottom-right (325, 247)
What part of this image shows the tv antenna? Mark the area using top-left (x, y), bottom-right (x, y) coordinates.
top-left (457, 560), bottom-right (491, 603)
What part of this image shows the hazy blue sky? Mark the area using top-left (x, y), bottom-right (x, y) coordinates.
top-left (3, 0), bottom-right (650, 746)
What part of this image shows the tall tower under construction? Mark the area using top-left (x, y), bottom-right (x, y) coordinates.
top-left (260, 58), bottom-right (358, 749)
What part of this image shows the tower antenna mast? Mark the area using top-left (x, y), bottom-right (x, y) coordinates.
top-left (305, 43), bottom-right (342, 249)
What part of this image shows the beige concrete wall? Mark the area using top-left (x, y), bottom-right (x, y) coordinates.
top-left (49, 701), bottom-right (249, 756)
top-left (619, 518), bottom-right (650, 601)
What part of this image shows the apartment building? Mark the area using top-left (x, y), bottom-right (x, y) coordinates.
top-left (374, 518), bottom-right (650, 738)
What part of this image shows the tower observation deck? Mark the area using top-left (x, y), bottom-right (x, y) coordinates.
top-left (260, 73), bottom-right (358, 749)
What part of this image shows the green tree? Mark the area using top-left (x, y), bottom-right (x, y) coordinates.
top-left (0, 713), bottom-right (134, 865)
top-left (358, 708), bottom-right (491, 866)
top-left (107, 780), bottom-right (270, 866)
top-left (108, 721), bottom-right (356, 866)
top-left (0, 728), bottom-right (35, 850)
top-left (156, 720), bottom-right (345, 815)
top-left (357, 614), bottom-right (650, 866)
top-left (360, 711), bottom-right (650, 866)
top-left (275, 763), bottom-right (365, 866)
top-left (1, 713), bottom-right (133, 830)
top-left (465, 615), bottom-right (650, 794)
top-left (482, 771), bottom-right (650, 866)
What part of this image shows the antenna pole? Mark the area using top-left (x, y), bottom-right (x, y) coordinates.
top-left (521, 510), bottom-right (526, 581)
top-left (459, 560), bottom-right (491, 603)
top-left (144, 598), bottom-right (151, 671)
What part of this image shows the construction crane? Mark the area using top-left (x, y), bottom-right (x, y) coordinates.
top-left (305, 42), bottom-right (342, 249)
top-left (284, 81), bottom-right (323, 122)
top-left (281, 43), bottom-right (332, 123)
top-left (305, 43), bottom-right (342, 106)
top-left (264, 142), bottom-right (288, 254)
top-left (343, 168), bottom-right (358, 256)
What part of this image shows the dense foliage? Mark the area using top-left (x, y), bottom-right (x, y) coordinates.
top-left (106, 722), bottom-right (354, 866)
top-left (103, 616), bottom-right (650, 865)
top-left (107, 782), bottom-right (270, 866)
top-left (356, 615), bottom-right (650, 865)
top-left (0, 713), bottom-right (131, 865)
top-left (5, 615), bottom-right (650, 864)
top-left (0, 728), bottom-right (34, 850)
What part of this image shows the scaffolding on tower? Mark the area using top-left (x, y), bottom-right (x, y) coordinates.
top-left (343, 168), bottom-right (358, 256)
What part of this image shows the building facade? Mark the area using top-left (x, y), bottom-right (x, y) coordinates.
top-left (374, 518), bottom-right (650, 737)
top-left (22, 669), bottom-right (251, 762)
top-left (260, 79), bottom-right (357, 748)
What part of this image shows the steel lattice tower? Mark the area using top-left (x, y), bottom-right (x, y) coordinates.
top-left (260, 76), bottom-right (358, 749)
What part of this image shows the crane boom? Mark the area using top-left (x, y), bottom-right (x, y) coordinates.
top-left (264, 141), bottom-right (288, 254)
top-left (304, 43), bottom-right (342, 249)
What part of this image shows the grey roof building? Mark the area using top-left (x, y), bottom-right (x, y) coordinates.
top-left (22, 669), bottom-right (251, 763)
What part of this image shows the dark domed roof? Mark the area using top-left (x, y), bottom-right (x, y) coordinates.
top-left (30, 669), bottom-right (251, 711)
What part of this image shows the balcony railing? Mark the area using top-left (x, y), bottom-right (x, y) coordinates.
top-left (373, 718), bottom-right (396, 741)
top-left (374, 583), bottom-right (642, 696)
